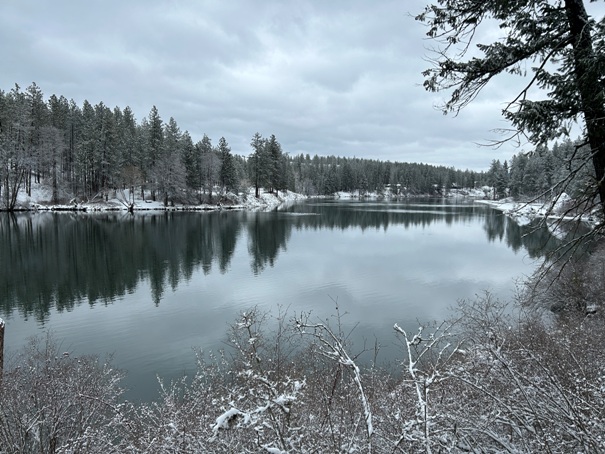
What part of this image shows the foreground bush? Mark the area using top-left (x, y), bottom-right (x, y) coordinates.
top-left (1, 297), bottom-right (604, 453)
top-left (0, 335), bottom-right (126, 454)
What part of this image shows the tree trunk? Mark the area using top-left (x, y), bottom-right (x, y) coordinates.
top-left (0, 318), bottom-right (4, 379)
top-left (52, 160), bottom-right (58, 203)
top-left (565, 0), bottom-right (605, 216)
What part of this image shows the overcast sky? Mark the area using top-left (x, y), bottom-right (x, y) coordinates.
top-left (0, 0), bottom-right (540, 171)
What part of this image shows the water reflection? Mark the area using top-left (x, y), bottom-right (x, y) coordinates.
top-left (481, 209), bottom-right (562, 258)
top-left (0, 200), bottom-right (563, 323)
top-left (0, 211), bottom-right (244, 319)
top-left (247, 213), bottom-right (291, 275)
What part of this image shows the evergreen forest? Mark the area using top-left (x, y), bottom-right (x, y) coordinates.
top-left (1, 82), bottom-right (487, 211)
top-left (2, 83), bottom-right (594, 212)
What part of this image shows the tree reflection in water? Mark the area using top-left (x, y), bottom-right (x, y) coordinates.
top-left (0, 200), bottom-right (569, 322)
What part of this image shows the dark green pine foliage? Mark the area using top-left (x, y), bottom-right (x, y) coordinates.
top-left (506, 139), bottom-right (596, 203)
top-left (218, 136), bottom-right (237, 194)
top-left (95, 103), bottom-right (119, 197)
top-left (509, 153), bottom-right (528, 199)
top-left (147, 105), bottom-right (163, 201)
top-left (341, 160), bottom-right (357, 192)
top-left (117, 106), bottom-right (141, 203)
top-left (181, 131), bottom-right (200, 201)
top-left (135, 116), bottom-right (150, 199)
top-left (487, 160), bottom-right (508, 199)
top-left (276, 153), bottom-right (292, 195)
top-left (198, 134), bottom-right (220, 202)
top-left (249, 132), bottom-right (271, 198)
top-left (265, 134), bottom-right (282, 195)
top-left (417, 0), bottom-right (605, 216)
top-left (78, 100), bottom-right (97, 198)
top-left (25, 82), bottom-right (48, 192)
top-left (7, 82), bottom-right (573, 210)
top-left (0, 81), bottom-right (496, 210)
top-left (158, 117), bottom-right (186, 206)
top-left (66, 99), bottom-right (82, 191)
top-left (47, 94), bottom-right (69, 203)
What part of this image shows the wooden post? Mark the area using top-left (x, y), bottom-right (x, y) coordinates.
top-left (0, 317), bottom-right (4, 379)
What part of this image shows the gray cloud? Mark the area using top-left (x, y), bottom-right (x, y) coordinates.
top-left (0, 0), bottom-right (527, 170)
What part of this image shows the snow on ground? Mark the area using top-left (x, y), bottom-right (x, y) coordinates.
top-left (11, 182), bottom-right (596, 229)
top-left (476, 198), bottom-right (540, 226)
top-left (10, 183), bottom-right (306, 212)
top-left (239, 188), bottom-right (306, 211)
top-left (334, 187), bottom-right (488, 200)
top-left (329, 184), bottom-right (600, 232)
top-left (476, 193), bottom-right (599, 229)
top-left (451, 187), bottom-right (489, 198)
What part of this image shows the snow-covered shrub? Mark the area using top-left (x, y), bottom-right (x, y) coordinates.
top-left (432, 295), bottom-right (605, 453)
top-left (528, 238), bottom-right (605, 317)
top-left (1, 296), bottom-right (604, 453)
top-left (0, 334), bottom-right (125, 454)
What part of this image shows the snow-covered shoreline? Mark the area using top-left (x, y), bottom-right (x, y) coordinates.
top-left (475, 195), bottom-right (599, 228)
top-left (5, 183), bottom-right (490, 213)
top-left (7, 185), bottom-right (307, 213)
top-left (9, 183), bottom-right (599, 228)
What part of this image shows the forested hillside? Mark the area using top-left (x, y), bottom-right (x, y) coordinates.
top-left (1, 82), bottom-right (597, 214)
top-left (1, 83), bottom-right (486, 211)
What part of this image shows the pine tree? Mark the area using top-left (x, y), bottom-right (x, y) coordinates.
top-left (77, 100), bottom-right (97, 197)
top-left (249, 132), bottom-right (270, 198)
top-left (417, 0), bottom-right (605, 216)
top-left (266, 134), bottom-right (282, 195)
top-left (136, 117), bottom-right (150, 199)
top-left (487, 160), bottom-right (507, 199)
top-left (47, 94), bottom-right (70, 202)
top-left (157, 117), bottom-right (185, 206)
top-left (218, 136), bottom-right (237, 194)
top-left (181, 131), bottom-right (199, 200)
top-left (66, 99), bottom-right (82, 195)
top-left (509, 153), bottom-right (528, 198)
top-left (341, 160), bottom-right (356, 192)
top-left (95, 103), bottom-right (119, 196)
top-left (117, 106), bottom-right (140, 203)
top-left (147, 105), bottom-right (163, 201)
top-left (198, 134), bottom-right (219, 202)
top-left (120, 107), bottom-right (138, 170)
top-left (25, 82), bottom-right (48, 192)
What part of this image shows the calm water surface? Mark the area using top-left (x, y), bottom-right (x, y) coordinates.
top-left (0, 199), bottom-right (556, 400)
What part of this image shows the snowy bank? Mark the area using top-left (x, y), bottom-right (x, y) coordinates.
top-left (8, 184), bottom-right (306, 213)
top-left (238, 188), bottom-right (306, 211)
top-left (333, 187), bottom-right (488, 200)
top-left (476, 193), bottom-right (598, 227)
